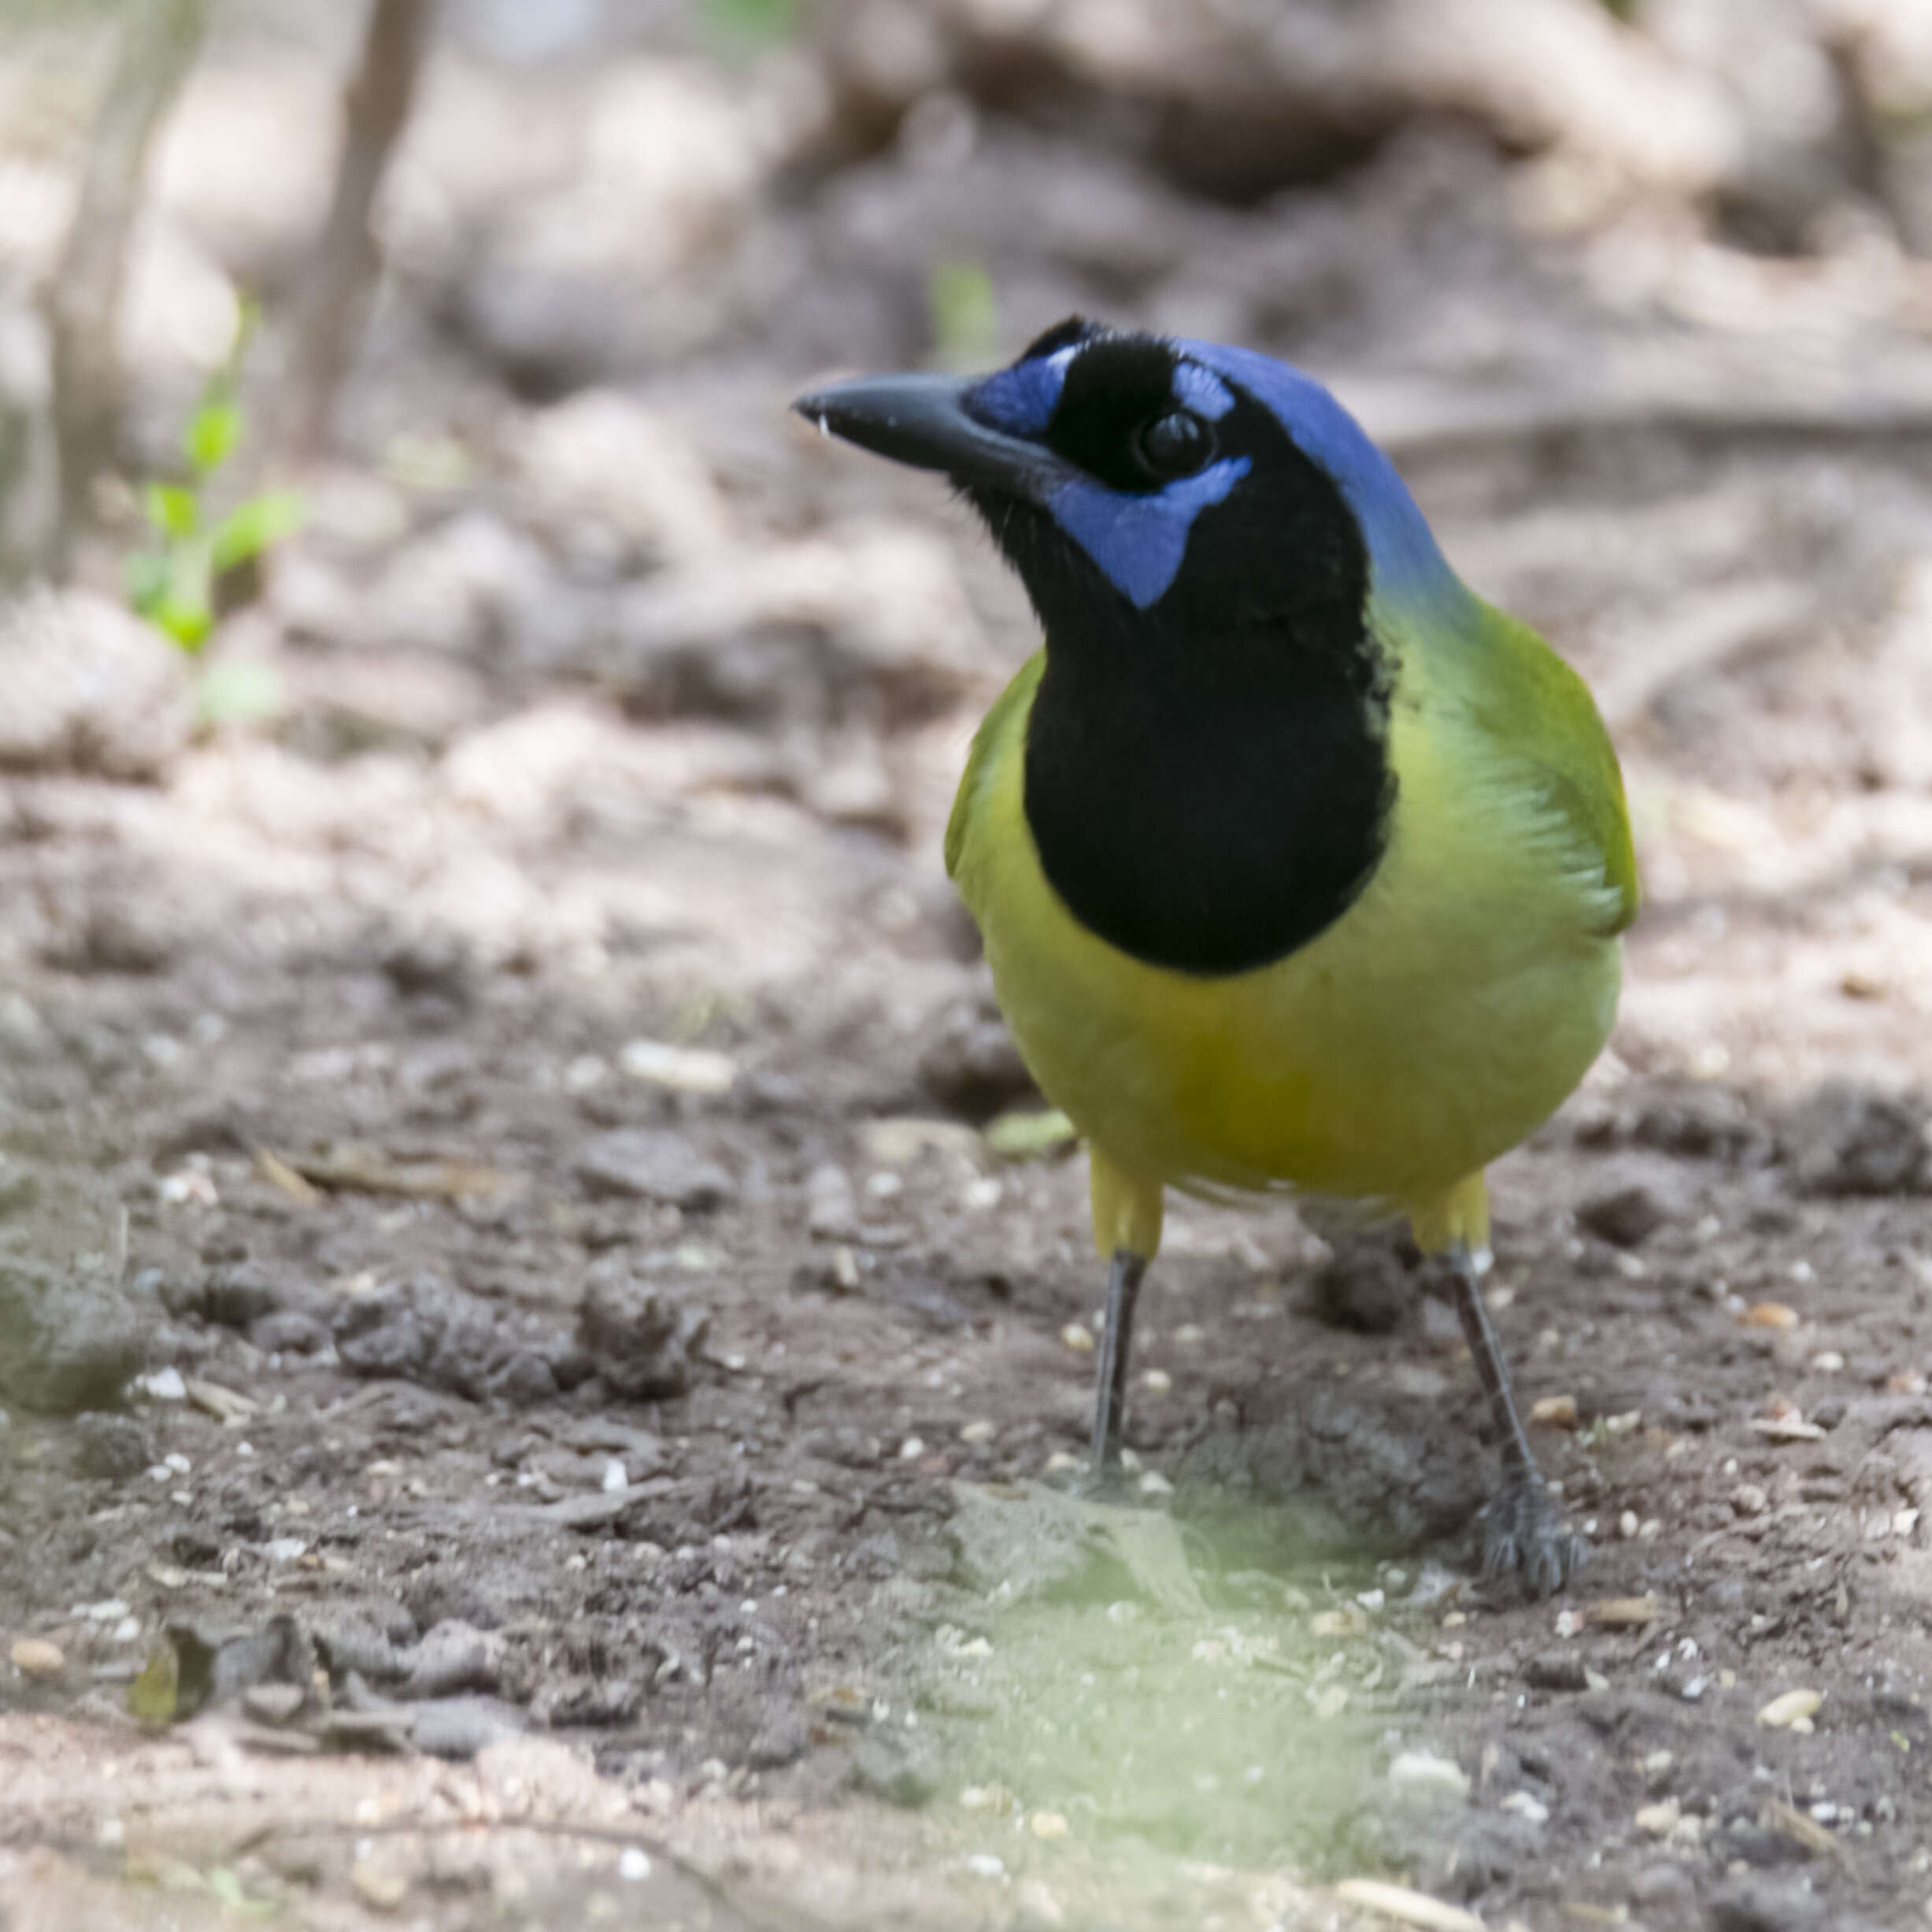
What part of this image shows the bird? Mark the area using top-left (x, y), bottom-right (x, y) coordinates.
top-left (793, 319), bottom-right (1637, 1596)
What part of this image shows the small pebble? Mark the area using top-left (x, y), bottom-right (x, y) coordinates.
top-left (350, 1860), bottom-right (409, 1911)
top-left (617, 1039), bottom-right (735, 1096)
top-left (1060, 1323), bottom-right (1094, 1354)
top-left (959, 1419), bottom-right (996, 1445)
top-left (10, 1638), bottom-right (64, 1676)
top-left (898, 1437), bottom-right (926, 1461)
top-left (1757, 1689), bottom-right (1823, 1730)
top-left (1138, 1470), bottom-right (1172, 1497)
top-left (1501, 1790), bottom-right (1549, 1824)
top-left (1743, 1302), bottom-right (1798, 1329)
top-left (1635, 1797), bottom-right (1680, 1836)
top-left (1140, 1368), bottom-right (1171, 1394)
top-left (1029, 1810), bottom-right (1070, 1840)
top-left (617, 1847), bottom-right (653, 1882)
top-left (964, 1852), bottom-right (1005, 1879)
top-left (1529, 1393), bottom-right (1578, 1429)
top-left (1619, 1510), bottom-right (1639, 1539)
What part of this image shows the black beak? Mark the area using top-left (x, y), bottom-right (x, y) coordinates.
top-left (791, 372), bottom-right (1064, 502)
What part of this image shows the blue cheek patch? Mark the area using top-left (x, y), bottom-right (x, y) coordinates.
top-left (1171, 361), bottom-right (1235, 421)
top-left (1048, 456), bottom-right (1251, 609)
top-left (964, 346), bottom-right (1077, 435)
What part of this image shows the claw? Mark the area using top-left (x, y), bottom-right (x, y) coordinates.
top-left (1479, 1475), bottom-right (1586, 1598)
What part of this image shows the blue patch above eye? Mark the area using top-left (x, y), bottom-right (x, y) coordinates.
top-left (964, 346), bottom-right (1077, 435)
top-left (1048, 457), bottom-right (1251, 609)
top-left (1170, 362), bottom-right (1234, 421)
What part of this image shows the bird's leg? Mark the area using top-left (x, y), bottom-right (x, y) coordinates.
top-left (1445, 1241), bottom-right (1585, 1597)
top-left (1090, 1249), bottom-right (1147, 1479)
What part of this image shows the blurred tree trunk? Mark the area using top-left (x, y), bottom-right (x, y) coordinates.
top-left (45, 0), bottom-right (209, 574)
top-left (280, 0), bottom-right (439, 461)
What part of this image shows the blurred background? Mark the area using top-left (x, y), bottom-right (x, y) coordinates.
top-left (4, 0), bottom-right (1932, 1083)
top-left (6, 4), bottom-right (1932, 1926)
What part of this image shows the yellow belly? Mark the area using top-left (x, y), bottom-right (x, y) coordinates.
top-left (953, 640), bottom-right (1624, 1218)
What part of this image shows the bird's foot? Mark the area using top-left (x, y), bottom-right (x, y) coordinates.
top-left (1478, 1473), bottom-right (1586, 1599)
top-left (1071, 1456), bottom-right (1138, 1505)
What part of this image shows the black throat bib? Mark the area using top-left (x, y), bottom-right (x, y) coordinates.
top-left (980, 365), bottom-right (1393, 978)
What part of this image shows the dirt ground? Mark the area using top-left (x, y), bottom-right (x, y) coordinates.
top-left (10, 6), bottom-right (1932, 1930)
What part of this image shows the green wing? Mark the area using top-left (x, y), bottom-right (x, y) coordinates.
top-left (1479, 603), bottom-right (1640, 936)
top-left (945, 650), bottom-right (1044, 883)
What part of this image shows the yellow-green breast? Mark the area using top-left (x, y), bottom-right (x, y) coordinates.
top-left (946, 593), bottom-right (1634, 1213)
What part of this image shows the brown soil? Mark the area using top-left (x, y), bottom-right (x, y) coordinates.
top-left (9, 10), bottom-right (1932, 1931)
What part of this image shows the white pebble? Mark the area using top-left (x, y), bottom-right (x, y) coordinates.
top-left (898, 1437), bottom-right (927, 1461)
top-left (617, 1039), bottom-right (735, 1095)
top-left (617, 1847), bottom-right (652, 1882)
top-left (602, 1459), bottom-right (628, 1493)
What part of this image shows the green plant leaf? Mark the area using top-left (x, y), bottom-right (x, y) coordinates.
top-left (128, 1640), bottom-right (180, 1728)
top-left (142, 481), bottom-right (198, 539)
top-left (209, 491), bottom-right (305, 575)
top-left (205, 1864), bottom-right (274, 1915)
top-left (983, 1108), bottom-right (1078, 1161)
top-left (697, 0), bottom-right (797, 58)
top-left (135, 539), bottom-right (217, 653)
top-left (183, 395), bottom-right (241, 476)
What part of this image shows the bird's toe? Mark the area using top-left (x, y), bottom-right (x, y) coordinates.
top-left (1479, 1478), bottom-right (1586, 1600)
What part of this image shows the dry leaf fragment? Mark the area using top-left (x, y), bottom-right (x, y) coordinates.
top-left (1749, 1416), bottom-right (1826, 1442)
top-left (283, 1144), bottom-right (516, 1201)
top-left (253, 1147), bottom-right (320, 1205)
top-left (1586, 1594), bottom-right (1658, 1627)
top-left (1530, 1393), bottom-right (1578, 1429)
top-left (185, 1378), bottom-right (258, 1426)
top-left (1334, 1878), bottom-right (1484, 1931)
top-left (1743, 1302), bottom-right (1799, 1328)
top-left (1764, 1800), bottom-right (1845, 1861)
top-left (1311, 1607), bottom-right (1368, 1638)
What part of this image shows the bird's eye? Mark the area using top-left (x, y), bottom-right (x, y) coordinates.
top-left (1131, 410), bottom-right (1215, 482)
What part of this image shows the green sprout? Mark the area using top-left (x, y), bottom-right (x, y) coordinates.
top-left (694, 0), bottom-right (798, 61)
top-left (927, 260), bottom-right (999, 369)
top-left (126, 305), bottom-right (304, 655)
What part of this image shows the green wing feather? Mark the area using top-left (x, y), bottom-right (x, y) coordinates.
top-left (1475, 603), bottom-right (1640, 936)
